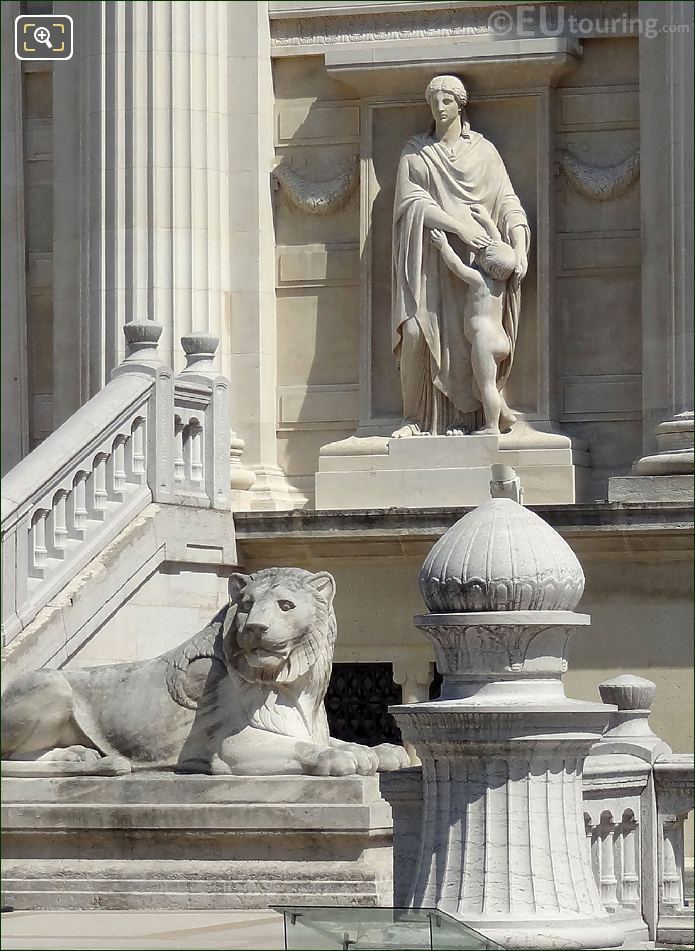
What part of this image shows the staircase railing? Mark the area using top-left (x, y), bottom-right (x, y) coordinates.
top-left (1, 322), bottom-right (250, 648)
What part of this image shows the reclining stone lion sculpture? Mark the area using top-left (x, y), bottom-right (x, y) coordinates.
top-left (1, 567), bottom-right (410, 777)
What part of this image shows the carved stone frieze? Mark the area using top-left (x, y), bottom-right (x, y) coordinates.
top-left (273, 158), bottom-right (359, 215)
top-left (423, 623), bottom-right (571, 676)
top-left (558, 149), bottom-right (640, 202)
top-left (270, 2), bottom-right (638, 49)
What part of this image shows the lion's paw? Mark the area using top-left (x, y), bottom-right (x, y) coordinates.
top-left (37, 745), bottom-right (101, 764)
top-left (302, 746), bottom-right (378, 777)
top-left (340, 743), bottom-right (380, 776)
top-left (372, 743), bottom-right (411, 771)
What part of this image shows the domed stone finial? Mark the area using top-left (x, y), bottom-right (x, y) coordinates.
top-left (180, 333), bottom-right (219, 374)
top-left (595, 673), bottom-right (671, 763)
top-left (419, 497), bottom-right (584, 613)
top-left (599, 674), bottom-right (656, 711)
top-left (122, 320), bottom-right (162, 362)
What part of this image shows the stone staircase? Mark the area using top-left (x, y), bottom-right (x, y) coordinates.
top-left (1, 322), bottom-right (252, 686)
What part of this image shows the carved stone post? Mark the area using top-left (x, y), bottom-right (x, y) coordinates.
top-left (610, 1), bottom-right (694, 501)
top-left (176, 333), bottom-right (254, 509)
top-left (653, 757), bottom-right (695, 945)
top-left (596, 674), bottom-right (672, 764)
top-left (112, 321), bottom-right (174, 505)
top-left (390, 486), bottom-right (626, 949)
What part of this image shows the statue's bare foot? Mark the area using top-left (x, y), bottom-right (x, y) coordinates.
top-left (471, 426), bottom-right (501, 437)
top-left (445, 426), bottom-right (467, 436)
top-left (391, 421), bottom-right (425, 438)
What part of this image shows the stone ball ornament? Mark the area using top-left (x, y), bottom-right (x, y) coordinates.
top-left (419, 497), bottom-right (585, 613)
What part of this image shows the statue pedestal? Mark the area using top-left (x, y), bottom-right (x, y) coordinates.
top-left (316, 425), bottom-right (589, 510)
top-left (1, 774), bottom-right (393, 910)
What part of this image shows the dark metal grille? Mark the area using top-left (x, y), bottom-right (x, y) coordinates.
top-left (325, 663), bottom-right (403, 746)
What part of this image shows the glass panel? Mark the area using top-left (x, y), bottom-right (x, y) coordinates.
top-left (276, 906), bottom-right (505, 951)
top-left (428, 911), bottom-right (502, 950)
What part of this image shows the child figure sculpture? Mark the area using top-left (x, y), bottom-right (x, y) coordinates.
top-left (430, 227), bottom-right (517, 435)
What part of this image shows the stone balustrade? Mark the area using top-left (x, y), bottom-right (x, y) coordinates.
top-left (582, 755), bottom-right (651, 941)
top-left (1, 322), bottom-right (250, 649)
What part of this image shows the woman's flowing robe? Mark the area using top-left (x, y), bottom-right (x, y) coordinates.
top-left (392, 131), bottom-right (530, 433)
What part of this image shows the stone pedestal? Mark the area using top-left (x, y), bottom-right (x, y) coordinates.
top-left (609, 412), bottom-right (694, 502)
top-left (316, 426), bottom-right (589, 510)
top-left (392, 618), bottom-right (624, 949)
top-left (388, 494), bottom-right (627, 949)
top-left (1, 774), bottom-right (393, 910)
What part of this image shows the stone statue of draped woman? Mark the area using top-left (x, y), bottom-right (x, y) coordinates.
top-left (391, 75), bottom-right (530, 437)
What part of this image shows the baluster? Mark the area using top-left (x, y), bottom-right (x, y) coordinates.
top-left (131, 418), bottom-right (146, 476)
top-left (94, 454), bottom-right (108, 511)
top-left (66, 472), bottom-right (87, 540)
top-left (174, 418), bottom-right (185, 483)
top-left (620, 810), bottom-right (640, 909)
top-left (191, 426), bottom-right (203, 483)
top-left (29, 510), bottom-right (48, 578)
top-left (598, 811), bottom-right (619, 911)
top-left (190, 421), bottom-right (203, 483)
top-left (660, 819), bottom-right (685, 912)
top-left (113, 437), bottom-right (127, 491)
top-left (182, 425), bottom-right (192, 483)
top-left (585, 812), bottom-right (598, 885)
top-left (51, 491), bottom-right (69, 552)
top-left (73, 473), bottom-right (88, 529)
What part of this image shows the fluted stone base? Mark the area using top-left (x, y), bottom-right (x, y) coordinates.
top-left (392, 703), bottom-right (627, 949)
top-left (390, 604), bottom-right (628, 950)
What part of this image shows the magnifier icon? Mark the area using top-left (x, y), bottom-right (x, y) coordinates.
top-left (34, 25), bottom-right (53, 49)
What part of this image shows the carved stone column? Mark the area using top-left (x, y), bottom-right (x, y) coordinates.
top-left (391, 490), bottom-right (626, 949)
top-left (225, 1), bottom-right (293, 510)
top-left (50, 0), bottom-right (266, 500)
top-left (53, 0), bottom-right (235, 389)
top-left (0, 1), bottom-right (29, 472)
top-left (610, 1), bottom-right (694, 501)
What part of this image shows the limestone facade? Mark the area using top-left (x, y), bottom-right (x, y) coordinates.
top-left (1, 0), bottom-right (692, 865)
top-left (3, 1), bottom-right (692, 500)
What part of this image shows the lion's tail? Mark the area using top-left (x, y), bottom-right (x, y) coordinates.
top-left (1, 756), bottom-right (131, 777)
top-left (165, 608), bottom-right (229, 710)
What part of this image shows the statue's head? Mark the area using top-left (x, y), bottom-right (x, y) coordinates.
top-left (425, 75), bottom-right (468, 118)
top-left (476, 240), bottom-right (517, 281)
top-left (225, 567), bottom-right (337, 686)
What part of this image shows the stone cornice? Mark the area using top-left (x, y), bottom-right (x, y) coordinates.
top-left (234, 503), bottom-right (693, 561)
top-left (270, 1), bottom-right (639, 52)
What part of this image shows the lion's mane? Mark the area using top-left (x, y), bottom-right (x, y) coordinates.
top-left (165, 568), bottom-right (337, 743)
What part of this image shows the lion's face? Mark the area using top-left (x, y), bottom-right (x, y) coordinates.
top-left (225, 568), bottom-right (336, 685)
